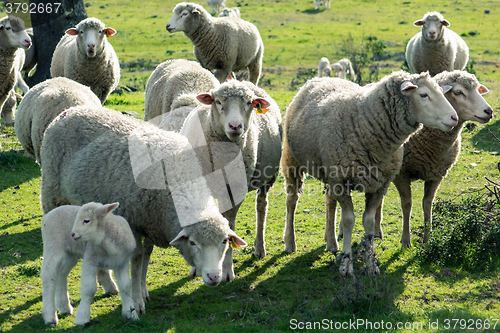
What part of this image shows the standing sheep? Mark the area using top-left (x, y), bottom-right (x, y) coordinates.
top-left (40, 106), bottom-right (247, 314)
top-left (206, 0), bottom-right (226, 14)
top-left (406, 12), bottom-right (468, 76)
top-left (41, 202), bottom-right (139, 326)
top-left (317, 57), bottom-right (331, 77)
top-left (166, 2), bottom-right (264, 85)
top-left (282, 72), bottom-right (458, 276)
top-left (14, 77), bottom-right (101, 164)
top-left (1, 91), bottom-right (20, 127)
top-left (50, 17), bottom-right (120, 104)
top-left (219, 7), bottom-right (241, 18)
top-left (144, 59), bottom-right (219, 129)
top-left (314, 0), bottom-right (330, 10)
top-left (387, 71), bottom-right (493, 249)
top-left (331, 58), bottom-right (356, 81)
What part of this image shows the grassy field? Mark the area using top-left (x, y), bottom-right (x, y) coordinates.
top-left (1, 0), bottom-right (500, 331)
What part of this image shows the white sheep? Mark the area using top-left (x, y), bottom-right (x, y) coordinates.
top-left (0, 90), bottom-right (20, 126)
top-left (317, 57), bottom-right (331, 77)
top-left (21, 27), bottom-right (36, 80)
top-left (206, 0), bottom-right (226, 14)
top-left (385, 71), bottom-right (493, 249)
top-left (40, 106), bottom-right (248, 314)
top-left (282, 72), bottom-right (458, 276)
top-left (0, 16), bottom-right (31, 126)
top-left (331, 58), bottom-right (356, 81)
top-left (50, 17), bottom-right (120, 104)
top-left (166, 2), bottom-right (264, 85)
top-left (219, 7), bottom-right (241, 18)
top-left (144, 59), bottom-right (219, 129)
top-left (406, 12), bottom-right (469, 76)
top-left (14, 77), bottom-right (101, 164)
top-left (41, 202), bottom-right (139, 326)
top-left (180, 80), bottom-right (282, 280)
top-left (314, 0), bottom-right (330, 10)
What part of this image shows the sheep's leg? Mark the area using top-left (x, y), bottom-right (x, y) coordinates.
top-left (75, 260), bottom-right (98, 326)
top-left (222, 205), bottom-right (240, 281)
top-left (140, 238), bottom-right (154, 302)
top-left (362, 191), bottom-right (385, 275)
top-left (394, 175), bottom-right (413, 249)
top-left (423, 179), bottom-right (441, 243)
top-left (375, 198), bottom-right (384, 240)
top-left (248, 50), bottom-right (263, 86)
top-left (214, 69), bottom-right (233, 84)
top-left (114, 263), bottom-right (139, 321)
top-left (254, 184), bottom-right (270, 258)
top-left (324, 185), bottom-right (339, 252)
top-left (97, 269), bottom-right (118, 295)
top-left (337, 195), bottom-right (355, 276)
top-left (54, 255), bottom-right (78, 316)
top-left (130, 234), bottom-right (146, 314)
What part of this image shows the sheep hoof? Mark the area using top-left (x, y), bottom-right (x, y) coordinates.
top-left (337, 233), bottom-right (343, 240)
top-left (284, 243), bottom-right (296, 253)
top-left (338, 252), bottom-right (353, 277)
top-left (253, 249), bottom-right (266, 258)
top-left (400, 238), bottom-right (412, 250)
top-left (124, 308), bottom-right (140, 321)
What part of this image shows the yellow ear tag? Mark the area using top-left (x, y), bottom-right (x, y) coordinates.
top-left (105, 30), bottom-right (112, 38)
top-left (230, 237), bottom-right (241, 248)
top-left (255, 102), bottom-right (268, 114)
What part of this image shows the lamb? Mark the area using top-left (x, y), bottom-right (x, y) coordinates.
top-left (41, 202), bottom-right (139, 326)
top-left (14, 77), bottom-right (101, 164)
top-left (314, 0), bottom-right (330, 10)
top-left (219, 7), bottom-right (241, 18)
top-left (144, 59), bottom-right (219, 130)
top-left (206, 0), bottom-right (226, 14)
top-left (406, 12), bottom-right (469, 76)
top-left (282, 72), bottom-right (459, 276)
top-left (40, 106), bottom-right (248, 314)
top-left (1, 90), bottom-right (20, 126)
top-left (317, 57), bottom-right (331, 77)
top-left (21, 27), bottom-right (36, 80)
top-left (166, 2), bottom-right (264, 85)
top-left (331, 58), bottom-right (356, 81)
top-left (0, 16), bottom-right (31, 125)
top-left (50, 17), bottom-right (120, 104)
top-left (386, 71), bottom-right (493, 249)
top-left (179, 79), bottom-right (282, 280)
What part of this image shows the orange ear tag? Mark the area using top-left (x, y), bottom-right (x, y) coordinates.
top-left (105, 30), bottom-right (112, 38)
top-left (255, 103), bottom-right (268, 114)
top-left (230, 237), bottom-right (241, 248)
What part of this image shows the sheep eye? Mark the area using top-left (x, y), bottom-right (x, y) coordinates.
top-left (222, 239), bottom-right (228, 245)
top-left (83, 219), bottom-right (90, 224)
top-left (6, 27), bottom-right (11, 30)
top-left (98, 30), bottom-right (102, 34)
top-left (189, 241), bottom-right (196, 246)
top-left (454, 90), bottom-right (463, 96)
top-left (420, 93), bottom-right (429, 98)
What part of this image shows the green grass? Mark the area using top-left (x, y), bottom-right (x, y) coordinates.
top-left (2, 0), bottom-right (500, 331)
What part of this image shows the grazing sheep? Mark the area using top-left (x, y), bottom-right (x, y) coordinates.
top-left (317, 57), bottom-right (331, 77)
top-left (219, 7), bottom-right (241, 18)
top-left (0, 90), bottom-right (20, 126)
top-left (14, 77), bottom-right (101, 164)
top-left (40, 106), bottom-right (248, 314)
top-left (331, 58), bottom-right (356, 81)
top-left (406, 12), bottom-right (468, 76)
top-left (387, 71), bottom-right (493, 249)
top-left (282, 72), bottom-right (458, 276)
top-left (144, 59), bottom-right (219, 129)
top-left (50, 17), bottom-right (120, 104)
top-left (180, 79), bottom-right (282, 280)
top-left (0, 16), bottom-right (31, 125)
top-left (314, 0), bottom-right (330, 10)
top-left (166, 2), bottom-right (264, 85)
top-left (206, 0), bottom-right (226, 14)
top-left (41, 202), bottom-right (139, 326)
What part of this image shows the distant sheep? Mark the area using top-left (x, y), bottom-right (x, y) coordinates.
top-left (331, 58), bottom-right (356, 81)
top-left (314, 0), bottom-right (330, 10)
top-left (166, 2), bottom-right (264, 85)
top-left (21, 27), bottom-right (36, 80)
top-left (41, 202), bottom-right (139, 326)
top-left (219, 7), bottom-right (240, 18)
top-left (1, 91), bottom-right (20, 126)
top-left (50, 17), bottom-right (120, 104)
top-left (14, 77), bottom-right (101, 164)
top-left (317, 57), bottom-right (331, 77)
top-left (406, 11), bottom-right (468, 76)
top-left (282, 72), bottom-right (458, 276)
top-left (206, 0), bottom-right (226, 14)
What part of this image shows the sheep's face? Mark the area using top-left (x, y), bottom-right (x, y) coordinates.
top-left (401, 77), bottom-right (458, 131)
top-left (0, 17), bottom-right (31, 50)
top-left (445, 82), bottom-right (493, 124)
top-left (414, 14), bottom-right (450, 41)
top-left (71, 202), bottom-right (119, 243)
top-left (169, 217), bottom-right (247, 287)
top-left (167, 4), bottom-right (202, 34)
top-left (66, 19), bottom-right (116, 58)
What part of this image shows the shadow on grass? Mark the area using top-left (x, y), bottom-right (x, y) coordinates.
top-left (470, 118), bottom-right (500, 152)
top-left (0, 150), bottom-right (40, 192)
top-left (302, 8), bottom-right (323, 14)
top-left (0, 227), bottom-right (43, 266)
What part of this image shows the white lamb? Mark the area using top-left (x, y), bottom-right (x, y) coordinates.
top-left (314, 0), bottom-right (330, 10)
top-left (206, 0), bottom-right (226, 14)
top-left (14, 77), bottom-right (101, 164)
top-left (219, 7), bottom-right (241, 18)
top-left (282, 72), bottom-right (458, 276)
top-left (406, 11), bottom-right (469, 76)
top-left (0, 16), bottom-right (31, 126)
top-left (317, 57), bottom-right (331, 77)
top-left (331, 58), bottom-right (356, 81)
top-left (41, 202), bottom-right (139, 326)
top-left (50, 17), bottom-right (120, 104)
top-left (40, 106), bottom-right (248, 314)
top-left (166, 2), bottom-right (264, 85)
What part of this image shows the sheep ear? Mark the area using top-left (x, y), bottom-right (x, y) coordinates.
top-left (413, 20), bottom-right (425, 27)
top-left (252, 98), bottom-right (271, 109)
top-left (478, 85), bottom-right (489, 95)
top-left (104, 202), bottom-right (119, 214)
top-left (103, 28), bottom-right (117, 37)
top-left (401, 81), bottom-right (418, 93)
top-left (228, 230), bottom-right (247, 248)
top-left (197, 94), bottom-right (214, 105)
top-left (65, 28), bottom-right (79, 35)
top-left (441, 19), bottom-right (450, 27)
top-left (170, 229), bottom-right (189, 246)
top-left (441, 84), bottom-right (453, 94)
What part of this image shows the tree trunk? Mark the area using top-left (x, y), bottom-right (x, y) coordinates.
top-left (25, 0), bottom-right (87, 87)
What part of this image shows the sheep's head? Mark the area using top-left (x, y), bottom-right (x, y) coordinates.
top-left (65, 17), bottom-right (116, 58)
top-left (0, 16), bottom-right (31, 50)
top-left (414, 11), bottom-right (450, 41)
top-left (197, 80), bottom-right (270, 141)
top-left (169, 215), bottom-right (247, 287)
top-left (166, 3), bottom-right (208, 34)
top-left (71, 202), bottom-right (119, 244)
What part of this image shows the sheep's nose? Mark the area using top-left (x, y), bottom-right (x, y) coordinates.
top-left (166, 24), bottom-right (170, 30)
top-left (484, 107), bottom-right (493, 116)
top-left (88, 44), bottom-right (95, 48)
top-left (71, 233), bottom-right (75, 237)
top-left (451, 115), bottom-right (458, 122)
top-left (229, 122), bottom-right (242, 131)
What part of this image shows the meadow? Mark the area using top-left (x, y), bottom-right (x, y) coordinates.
top-left (1, 0), bottom-right (500, 331)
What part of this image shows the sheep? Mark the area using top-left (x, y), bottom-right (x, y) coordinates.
top-left (282, 72), bottom-right (459, 276)
top-left (14, 77), bottom-right (101, 164)
top-left (50, 17), bottom-right (120, 104)
top-left (179, 79), bottom-right (282, 280)
top-left (40, 106), bottom-right (248, 314)
top-left (331, 58), bottom-right (356, 81)
top-left (21, 27), bottom-right (36, 80)
top-left (41, 202), bottom-right (139, 326)
top-left (144, 59), bottom-right (219, 130)
top-left (314, 0), bottom-right (330, 10)
top-left (317, 57), bottom-right (331, 77)
top-left (206, 0), bottom-right (226, 14)
top-left (166, 2), bottom-right (264, 85)
top-left (0, 90), bottom-right (20, 126)
top-left (0, 16), bottom-right (31, 125)
top-left (219, 7), bottom-right (241, 18)
top-left (384, 71), bottom-right (493, 249)
top-left (406, 12), bottom-right (469, 76)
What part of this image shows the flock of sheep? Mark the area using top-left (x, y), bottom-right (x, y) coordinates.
top-left (0, 1), bottom-right (495, 327)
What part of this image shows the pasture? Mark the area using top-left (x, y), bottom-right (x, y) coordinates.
top-left (1, 0), bottom-right (500, 331)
